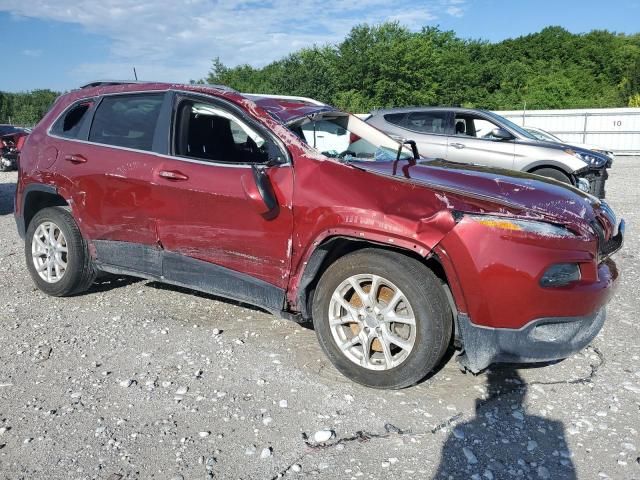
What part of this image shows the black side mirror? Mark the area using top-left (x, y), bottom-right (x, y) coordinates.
top-left (240, 165), bottom-right (279, 219)
top-left (491, 127), bottom-right (513, 141)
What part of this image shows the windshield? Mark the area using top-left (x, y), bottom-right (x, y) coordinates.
top-left (525, 127), bottom-right (562, 143)
top-left (289, 113), bottom-right (414, 162)
top-left (483, 111), bottom-right (538, 140)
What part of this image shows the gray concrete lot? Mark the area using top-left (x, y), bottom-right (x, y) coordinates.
top-left (0, 158), bottom-right (638, 480)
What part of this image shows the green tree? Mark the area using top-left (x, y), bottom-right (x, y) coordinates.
top-left (179, 24), bottom-right (640, 112)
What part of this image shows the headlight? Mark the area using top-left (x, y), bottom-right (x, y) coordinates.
top-left (466, 215), bottom-right (575, 237)
top-left (565, 149), bottom-right (607, 168)
top-left (592, 149), bottom-right (613, 159)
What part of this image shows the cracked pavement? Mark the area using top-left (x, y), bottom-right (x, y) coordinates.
top-left (0, 157), bottom-right (639, 479)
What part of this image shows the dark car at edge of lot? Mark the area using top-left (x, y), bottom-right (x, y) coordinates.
top-left (0, 124), bottom-right (30, 172)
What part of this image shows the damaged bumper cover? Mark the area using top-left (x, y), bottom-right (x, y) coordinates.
top-left (574, 166), bottom-right (609, 198)
top-left (456, 307), bottom-right (606, 373)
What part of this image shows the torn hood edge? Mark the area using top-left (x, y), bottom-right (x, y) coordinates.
top-left (347, 158), bottom-right (600, 229)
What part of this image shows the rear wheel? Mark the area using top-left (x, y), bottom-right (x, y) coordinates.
top-left (531, 167), bottom-right (572, 184)
top-left (25, 207), bottom-right (96, 296)
top-left (312, 249), bottom-right (452, 389)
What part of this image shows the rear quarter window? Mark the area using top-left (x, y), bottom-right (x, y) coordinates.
top-left (383, 113), bottom-right (407, 127)
top-left (89, 93), bottom-right (164, 151)
top-left (50, 100), bottom-right (94, 139)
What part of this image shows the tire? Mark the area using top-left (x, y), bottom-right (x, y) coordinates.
top-left (25, 206), bottom-right (96, 296)
top-left (312, 248), bottom-right (452, 389)
top-left (531, 167), bottom-right (572, 184)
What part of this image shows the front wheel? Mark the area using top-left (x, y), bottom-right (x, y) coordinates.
top-left (25, 207), bottom-right (96, 296)
top-left (531, 167), bottom-right (572, 184)
top-left (312, 249), bottom-right (452, 389)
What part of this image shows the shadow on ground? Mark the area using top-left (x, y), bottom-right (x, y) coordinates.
top-left (434, 366), bottom-right (576, 479)
top-left (86, 274), bottom-right (143, 294)
top-left (0, 182), bottom-right (16, 216)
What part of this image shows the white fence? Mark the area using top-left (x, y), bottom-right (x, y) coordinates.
top-left (496, 107), bottom-right (640, 155)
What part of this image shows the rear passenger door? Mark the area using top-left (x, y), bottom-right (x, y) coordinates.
top-left (382, 111), bottom-right (450, 159)
top-left (447, 112), bottom-right (515, 169)
top-left (53, 91), bottom-right (169, 276)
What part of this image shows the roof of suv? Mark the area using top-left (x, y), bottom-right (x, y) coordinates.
top-left (371, 106), bottom-right (491, 116)
top-left (69, 80), bottom-right (335, 124)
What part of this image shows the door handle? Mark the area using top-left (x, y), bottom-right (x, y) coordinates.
top-left (450, 143), bottom-right (466, 149)
top-left (64, 154), bottom-right (87, 164)
top-left (158, 170), bottom-right (189, 181)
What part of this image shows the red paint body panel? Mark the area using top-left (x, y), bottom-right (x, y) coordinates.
top-left (151, 159), bottom-right (294, 288)
top-left (437, 219), bottom-right (617, 328)
top-left (14, 82), bottom-right (622, 336)
top-left (52, 141), bottom-right (160, 245)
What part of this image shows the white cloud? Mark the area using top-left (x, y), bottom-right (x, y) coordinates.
top-left (0, 0), bottom-right (466, 85)
top-left (22, 48), bottom-right (42, 57)
top-left (446, 5), bottom-right (464, 17)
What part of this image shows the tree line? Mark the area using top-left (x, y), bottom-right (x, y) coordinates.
top-left (2, 24), bottom-right (639, 126)
top-left (203, 24), bottom-right (640, 113)
top-left (0, 90), bottom-right (59, 126)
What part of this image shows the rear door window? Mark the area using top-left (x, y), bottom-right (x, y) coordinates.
top-left (405, 111), bottom-right (448, 134)
top-left (385, 111), bottom-right (449, 134)
top-left (51, 100), bottom-right (94, 139)
top-left (89, 93), bottom-right (164, 151)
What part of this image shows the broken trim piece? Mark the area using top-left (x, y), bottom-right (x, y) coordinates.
top-left (456, 308), bottom-right (606, 373)
top-left (94, 240), bottom-right (285, 313)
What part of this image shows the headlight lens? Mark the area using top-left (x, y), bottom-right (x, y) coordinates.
top-left (565, 148), bottom-right (607, 168)
top-left (592, 149), bottom-right (613, 159)
top-left (467, 215), bottom-right (575, 237)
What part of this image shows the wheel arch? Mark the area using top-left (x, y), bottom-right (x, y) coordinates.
top-left (522, 159), bottom-right (574, 176)
top-left (291, 235), bottom-right (462, 324)
top-left (527, 164), bottom-right (575, 185)
top-left (21, 184), bottom-right (70, 234)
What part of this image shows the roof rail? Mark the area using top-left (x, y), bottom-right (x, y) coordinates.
top-left (80, 80), bottom-right (238, 93)
top-left (243, 93), bottom-right (326, 106)
top-left (79, 80), bottom-right (154, 89)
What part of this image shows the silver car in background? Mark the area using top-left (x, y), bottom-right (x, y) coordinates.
top-left (366, 107), bottom-right (612, 198)
top-left (524, 126), bottom-right (614, 160)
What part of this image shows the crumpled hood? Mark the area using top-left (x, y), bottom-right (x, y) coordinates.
top-left (350, 158), bottom-right (600, 227)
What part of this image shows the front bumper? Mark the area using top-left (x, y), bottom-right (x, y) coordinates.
top-left (456, 307), bottom-right (606, 373)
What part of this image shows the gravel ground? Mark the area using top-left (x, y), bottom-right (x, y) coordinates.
top-left (0, 157), bottom-right (638, 480)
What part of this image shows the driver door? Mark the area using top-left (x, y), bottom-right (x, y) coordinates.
top-left (152, 94), bottom-right (294, 308)
top-left (447, 113), bottom-right (515, 169)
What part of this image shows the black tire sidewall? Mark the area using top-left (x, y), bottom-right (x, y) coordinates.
top-left (312, 249), bottom-right (451, 389)
top-left (533, 168), bottom-right (571, 184)
top-left (25, 207), bottom-right (89, 296)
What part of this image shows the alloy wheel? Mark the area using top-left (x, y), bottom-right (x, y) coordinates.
top-left (328, 273), bottom-right (417, 371)
top-left (31, 221), bottom-right (68, 283)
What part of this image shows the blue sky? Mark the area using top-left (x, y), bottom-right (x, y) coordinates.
top-left (1, 0), bottom-right (639, 93)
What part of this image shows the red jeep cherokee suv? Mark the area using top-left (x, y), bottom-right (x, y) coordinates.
top-left (14, 81), bottom-right (624, 389)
